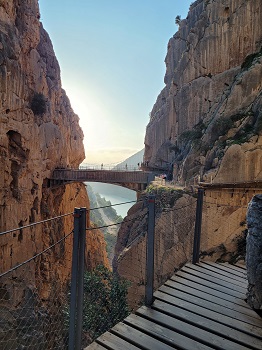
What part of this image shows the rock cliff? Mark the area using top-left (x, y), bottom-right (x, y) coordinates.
top-left (144, 0), bottom-right (262, 184)
top-left (246, 195), bottom-right (262, 310)
top-left (0, 0), bottom-right (108, 298)
top-left (116, 0), bottom-right (262, 309)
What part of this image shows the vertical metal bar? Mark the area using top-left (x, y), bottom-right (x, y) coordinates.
top-left (68, 208), bottom-right (81, 350)
top-left (145, 195), bottom-right (155, 306)
top-left (192, 188), bottom-right (204, 264)
top-left (75, 208), bottom-right (86, 350)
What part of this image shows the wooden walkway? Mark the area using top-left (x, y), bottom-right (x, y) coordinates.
top-left (86, 262), bottom-right (262, 350)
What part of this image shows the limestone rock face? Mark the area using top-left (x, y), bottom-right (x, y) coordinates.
top-left (144, 0), bottom-right (262, 185)
top-left (0, 0), bottom-right (85, 233)
top-left (246, 194), bottom-right (262, 310)
top-left (0, 0), bottom-right (108, 298)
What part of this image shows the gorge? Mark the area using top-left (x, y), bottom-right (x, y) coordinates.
top-left (0, 0), bottom-right (262, 347)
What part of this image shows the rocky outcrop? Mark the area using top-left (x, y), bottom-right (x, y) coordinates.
top-left (0, 1), bottom-right (109, 346)
top-left (0, 0), bottom-right (84, 232)
top-left (246, 194), bottom-right (262, 310)
top-left (0, 0), bottom-right (108, 303)
top-left (144, 0), bottom-right (262, 185)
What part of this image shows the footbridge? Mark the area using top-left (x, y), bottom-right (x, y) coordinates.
top-left (50, 168), bottom-right (156, 191)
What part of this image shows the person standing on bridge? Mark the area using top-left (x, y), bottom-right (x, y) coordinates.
top-left (125, 163), bottom-right (128, 170)
top-left (101, 163), bottom-right (103, 170)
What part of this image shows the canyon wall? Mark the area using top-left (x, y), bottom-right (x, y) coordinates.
top-left (0, 0), bottom-right (108, 298)
top-left (116, 0), bottom-right (262, 309)
top-left (144, 0), bottom-right (262, 184)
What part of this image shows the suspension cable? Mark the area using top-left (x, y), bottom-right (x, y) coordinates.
top-left (86, 212), bottom-right (147, 231)
top-left (0, 231), bottom-right (73, 278)
top-left (89, 200), bottom-right (138, 211)
top-left (0, 199), bottom-right (143, 237)
top-left (0, 212), bottom-right (74, 236)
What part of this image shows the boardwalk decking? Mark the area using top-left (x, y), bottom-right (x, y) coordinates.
top-left (86, 262), bottom-right (262, 350)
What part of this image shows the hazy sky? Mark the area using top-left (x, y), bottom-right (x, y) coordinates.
top-left (39, 0), bottom-right (192, 164)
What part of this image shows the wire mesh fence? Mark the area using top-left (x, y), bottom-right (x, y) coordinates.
top-left (2, 185), bottom-right (257, 349)
top-left (153, 192), bottom-right (197, 290)
top-left (199, 188), bottom-right (259, 264)
top-left (112, 190), bottom-right (197, 316)
top-left (0, 197), bottom-right (148, 349)
top-left (0, 213), bottom-right (74, 349)
top-left (111, 199), bottom-right (149, 313)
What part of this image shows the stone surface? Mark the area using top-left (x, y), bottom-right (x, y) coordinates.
top-left (0, 0), bottom-right (85, 234)
top-left (144, 0), bottom-right (262, 185)
top-left (246, 194), bottom-right (262, 310)
top-left (0, 0), bottom-right (109, 319)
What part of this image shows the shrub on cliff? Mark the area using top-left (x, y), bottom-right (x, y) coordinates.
top-left (82, 265), bottom-right (130, 341)
top-left (175, 15), bottom-right (181, 25)
top-left (30, 92), bottom-right (47, 116)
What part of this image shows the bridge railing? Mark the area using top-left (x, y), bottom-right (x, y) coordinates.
top-left (80, 165), bottom-right (141, 171)
top-left (0, 212), bottom-right (74, 349)
top-left (52, 168), bottom-right (154, 185)
top-left (0, 200), bottom-right (150, 349)
top-left (1, 187), bottom-right (251, 349)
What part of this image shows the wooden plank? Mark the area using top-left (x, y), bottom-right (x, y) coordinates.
top-left (203, 261), bottom-right (246, 277)
top-left (136, 305), bottom-right (251, 350)
top-left (170, 274), bottom-right (249, 308)
top-left (96, 331), bottom-right (141, 350)
top-left (177, 269), bottom-right (246, 298)
top-left (223, 262), bottom-right (247, 273)
top-left (187, 263), bottom-right (248, 289)
top-left (151, 299), bottom-right (262, 349)
top-left (124, 313), bottom-right (211, 350)
top-left (196, 262), bottom-right (248, 285)
top-left (154, 290), bottom-right (262, 339)
top-left (84, 342), bottom-right (108, 349)
top-left (164, 279), bottom-right (261, 320)
top-left (181, 265), bottom-right (247, 295)
top-left (158, 284), bottom-right (262, 328)
top-left (111, 322), bottom-right (176, 350)
top-left (197, 262), bottom-right (247, 283)
top-left (234, 262), bottom-right (247, 270)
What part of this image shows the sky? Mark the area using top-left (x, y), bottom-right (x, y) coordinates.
top-left (38, 0), bottom-right (192, 165)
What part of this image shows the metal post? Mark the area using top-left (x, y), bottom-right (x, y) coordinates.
top-left (145, 195), bottom-right (155, 306)
top-left (192, 188), bottom-right (204, 264)
top-left (69, 208), bottom-right (81, 349)
top-left (75, 208), bottom-right (86, 350)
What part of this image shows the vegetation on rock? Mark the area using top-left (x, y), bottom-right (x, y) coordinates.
top-left (82, 265), bottom-right (130, 341)
top-left (30, 92), bottom-right (47, 116)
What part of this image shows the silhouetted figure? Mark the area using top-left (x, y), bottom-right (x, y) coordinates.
top-left (101, 163), bottom-right (103, 170)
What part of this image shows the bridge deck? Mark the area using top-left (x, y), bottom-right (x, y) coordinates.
top-left (51, 169), bottom-right (155, 191)
top-left (86, 262), bottom-right (262, 350)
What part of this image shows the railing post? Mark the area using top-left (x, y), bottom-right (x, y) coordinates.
top-left (75, 208), bottom-right (86, 350)
top-left (192, 188), bottom-right (204, 264)
top-left (69, 208), bottom-right (80, 349)
top-left (145, 195), bottom-right (155, 306)
top-left (68, 208), bottom-right (86, 350)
